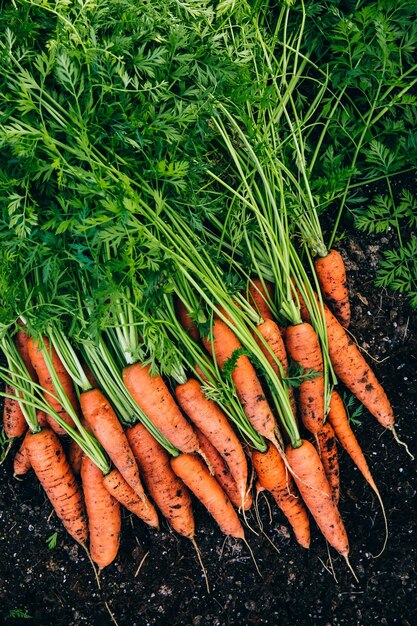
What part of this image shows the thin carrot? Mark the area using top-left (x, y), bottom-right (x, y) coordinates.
top-left (316, 422), bottom-right (340, 504)
top-left (202, 319), bottom-right (278, 444)
top-left (246, 278), bottom-right (274, 321)
top-left (68, 439), bottom-right (84, 476)
top-left (252, 443), bottom-right (310, 548)
top-left (123, 363), bottom-right (200, 454)
top-left (286, 440), bottom-right (349, 557)
top-left (3, 385), bottom-right (27, 438)
top-left (15, 327), bottom-right (37, 381)
top-left (27, 337), bottom-right (77, 435)
top-left (195, 428), bottom-right (252, 511)
top-left (26, 428), bottom-right (88, 544)
top-left (81, 455), bottom-right (121, 569)
top-left (284, 323), bottom-right (324, 434)
top-left (79, 388), bottom-right (145, 499)
top-left (171, 453), bottom-right (245, 539)
top-left (175, 378), bottom-right (248, 501)
top-left (13, 431), bottom-right (31, 477)
top-left (127, 423), bottom-right (195, 538)
top-left (315, 250), bottom-right (351, 328)
top-left (103, 469), bottom-right (159, 528)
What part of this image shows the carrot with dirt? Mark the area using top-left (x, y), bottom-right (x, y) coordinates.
top-left (2, 385), bottom-right (27, 438)
top-left (175, 377), bottom-right (249, 503)
top-left (13, 431), bottom-right (31, 477)
top-left (195, 428), bottom-right (252, 511)
top-left (127, 423), bottom-right (195, 538)
top-left (15, 326), bottom-right (37, 381)
top-left (81, 455), bottom-right (122, 569)
top-left (315, 422), bottom-right (340, 504)
top-left (314, 250), bottom-right (351, 328)
top-left (103, 468), bottom-right (159, 528)
top-left (171, 453), bottom-right (245, 539)
top-left (252, 442), bottom-right (310, 548)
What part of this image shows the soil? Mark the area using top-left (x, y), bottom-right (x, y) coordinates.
top-left (0, 227), bottom-right (416, 626)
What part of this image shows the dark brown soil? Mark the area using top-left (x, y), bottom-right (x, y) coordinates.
top-left (0, 230), bottom-right (416, 626)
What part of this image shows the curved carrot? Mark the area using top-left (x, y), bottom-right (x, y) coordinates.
top-left (252, 443), bottom-right (310, 548)
top-left (79, 388), bottom-right (145, 499)
top-left (123, 363), bottom-right (200, 454)
top-left (202, 319), bottom-right (278, 444)
top-left (246, 278), bottom-right (274, 321)
top-left (315, 250), bottom-right (351, 328)
top-left (195, 428), bottom-right (252, 511)
top-left (176, 299), bottom-right (200, 342)
top-left (316, 422), bottom-right (340, 504)
top-left (26, 428), bottom-right (88, 544)
top-left (171, 453), bottom-right (244, 539)
top-left (13, 431), bottom-right (31, 477)
top-left (27, 337), bottom-right (77, 435)
top-left (284, 323), bottom-right (324, 434)
top-left (3, 385), bottom-right (27, 438)
top-left (175, 378), bottom-right (248, 500)
top-left (81, 456), bottom-right (121, 569)
top-left (103, 469), bottom-right (159, 528)
top-left (127, 423), bottom-right (195, 538)
top-left (286, 440), bottom-right (349, 556)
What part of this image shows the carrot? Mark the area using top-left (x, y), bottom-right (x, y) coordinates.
top-left (315, 250), bottom-right (351, 328)
top-left (252, 443), bottom-right (310, 548)
top-left (246, 278), bottom-right (274, 321)
top-left (13, 431), bottom-right (31, 477)
top-left (171, 453), bottom-right (244, 539)
top-left (126, 423), bottom-right (195, 538)
top-left (175, 378), bottom-right (248, 501)
top-left (316, 422), bottom-right (340, 504)
top-left (286, 440), bottom-right (349, 557)
top-left (195, 428), bottom-right (252, 511)
top-left (68, 439), bottom-right (84, 476)
top-left (103, 469), bottom-right (159, 528)
top-left (284, 323), bottom-right (324, 434)
top-left (123, 363), bottom-right (200, 454)
top-left (81, 455), bottom-right (121, 569)
top-left (27, 337), bottom-right (77, 435)
top-left (3, 385), bottom-right (27, 438)
top-left (176, 299), bottom-right (200, 342)
top-left (15, 327), bottom-right (37, 381)
top-left (26, 428), bottom-right (88, 544)
top-left (254, 319), bottom-right (297, 417)
top-left (37, 410), bottom-right (49, 428)
top-left (79, 388), bottom-right (145, 499)
top-left (202, 319), bottom-right (278, 444)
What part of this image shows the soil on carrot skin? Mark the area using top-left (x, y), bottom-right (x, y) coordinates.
top-left (0, 231), bottom-right (416, 626)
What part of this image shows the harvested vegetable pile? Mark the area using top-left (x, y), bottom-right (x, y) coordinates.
top-left (0, 1), bottom-right (416, 623)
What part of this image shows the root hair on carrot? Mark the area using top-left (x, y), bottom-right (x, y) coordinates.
top-left (191, 537), bottom-right (210, 594)
top-left (243, 538), bottom-right (262, 578)
top-left (390, 426), bottom-right (414, 459)
top-left (134, 551), bottom-right (150, 578)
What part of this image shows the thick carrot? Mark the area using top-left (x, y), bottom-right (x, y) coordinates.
top-left (123, 363), bottom-right (200, 454)
top-left (15, 327), bottom-right (37, 381)
top-left (252, 443), bottom-right (310, 548)
top-left (103, 469), bottom-right (159, 528)
top-left (26, 428), bottom-right (88, 544)
top-left (27, 337), bottom-right (77, 435)
top-left (13, 431), bottom-right (31, 477)
top-left (126, 423), bottom-right (195, 538)
top-left (247, 278), bottom-right (274, 321)
top-left (3, 385), bottom-right (27, 438)
top-left (175, 378), bottom-right (248, 500)
top-left (286, 440), bottom-right (349, 556)
top-left (315, 250), bottom-right (351, 328)
top-left (68, 439), bottom-right (84, 476)
top-left (171, 453), bottom-right (244, 539)
top-left (79, 389), bottom-right (145, 499)
top-left (195, 428), bottom-right (252, 511)
top-left (254, 319), bottom-right (297, 417)
top-left (202, 319), bottom-right (277, 444)
top-left (284, 323), bottom-right (324, 434)
top-left (81, 456), bottom-right (121, 569)
top-left (176, 299), bottom-right (200, 342)
top-left (316, 422), bottom-right (340, 504)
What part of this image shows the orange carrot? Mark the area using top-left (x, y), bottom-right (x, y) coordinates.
top-left (246, 278), bottom-right (274, 321)
top-left (127, 423), bottom-right (195, 538)
top-left (27, 337), bottom-right (77, 435)
top-left (284, 323), bottom-right (324, 434)
top-left (79, 389), bottom-right (145, 499)
top-left (15, 327), bottom-right (37, 381)
top-left (3, 385), bottom-right (27, 438)
top-left (316, 422), bottom-right (340, 504)
top-left (286, 440), bottom-right (349, 556)
top-left (68, 439), bottom-right (84, 476)
top-left (81, 455), bottom-right (121, 569)
top-left (195, 428), bottom-right (252, 511)
top-left (175, 378), bottom-right (248, 500)
top-left (252, 443), bottom-right (310, 548)
top-left (315, 250), bottom-right (351, 328)
top-left (37, 410), bottom-right (49, 428)
top-left (103, 469), bottom-right (159, 528)
top-left (123, 363), bottom-right (200, 454)
top-left (176, 299), bottom-right (200, 342)
top-left (13, 431), bottom-right (31, 477)
top-left (26, 428), bottom-right (88, 544)
top-left (202, 319), bottom-right (278, 444)
top-left (171, 453), bottom-right (244, 539)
